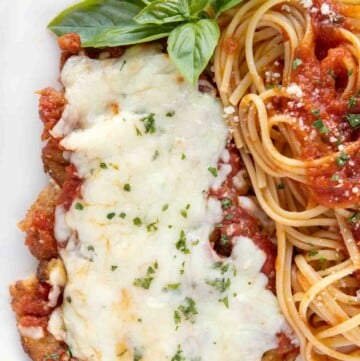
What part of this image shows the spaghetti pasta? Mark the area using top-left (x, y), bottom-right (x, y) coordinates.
top-left (215, 0), bottom-right (360, 360)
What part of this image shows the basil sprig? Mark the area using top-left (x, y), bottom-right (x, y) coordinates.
top-left (48, 0), bottom-right (244, 85)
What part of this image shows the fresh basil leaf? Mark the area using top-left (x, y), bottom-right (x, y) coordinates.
top-left (90, 22), bottom-right (176, 47)
top-left (135, 0), bottom-right (189, 25)
top-left (48, 0), bottom-right (145, 46)
top-left (135, 0), bottom-right (210, 25)
top-left (210, 0), bottom-right (244, 17)
top-left (189, 0), bottom-right (211, 14)
top-left (167, 19), bottom-right (220, 85)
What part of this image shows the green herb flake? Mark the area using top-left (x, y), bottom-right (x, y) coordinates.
top-left (140, 113), bottom-right (156, 134)
top-left (162, 204), bottom-right (169, 212)
top-left (87, 245), bottom-right (95, 252)
top-left (166, 110), bottom-right (175, 117)
top-left (119, 212), bottom-right (127, 219)
top-left (107, 212), bottom-right (116, 220)
top-left (311, 109), bottom-right (320, 117)
top-left (221, 198), bottom-right (232, 209)
top-left (100, 162), bottom-right (107, 169)
top-left (348, 68), bottom-right (353, 77)
top-left (65, 296), bottom-right (72, 303)
top-left (133, 277), bottom-right (153, 289)
top-left (348, 211), bottom-right (360, 223)
top-left (308, 250), bottom-right (319, 257)
top-left (133, 217), bottom-right (142, 226)
top-left (331, 174), bottom-right (340, 182)
top-left (225, 213), bottom-right (234, 221)
top-left (135, 126), bottom-right (142, 136)
top-left (206, 278), bottom-right (231, 293)
top-left (335, 152), bottom-right (350, 167)
top-left (208, 166), bottom-right (218, 177)
top-left (146, 219), bottom-right (159, 232)
top-left (312, 119), bottom-right (329, 134)
top-left (220, 234), bottom-right (228, 245)
top-left (219, 296), bottom-right (229, 308)
top-left (174, 310), bottom-right (181, 329)
top-left (181, 153), bottom-right (186, 160)
top-left (111, 265), bottom-right (118, 271)
top-left (176, 230), bottom-right (190, 254)
top-left (178, 297), bottom-right (198, 323)
top-left (292, 58), bottom-right (302, 70)
top-left (124, 183), bottom-right (131, 192)
top-left (171, 345), bottom-right (186, 361)
top-left (348, 96), bottom-right (357, 109)
top-left (345, 113), bottom-right (360, 128)
top-left (164, 283), bottom-right (181, 291)
top-left (75, 202), bottom-right (84, 211)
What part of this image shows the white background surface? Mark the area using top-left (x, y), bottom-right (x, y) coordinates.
top-left (0, 1), bottom-right (77, 359)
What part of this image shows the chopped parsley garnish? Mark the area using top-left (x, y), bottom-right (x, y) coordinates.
top-left (176, 230), bottom-right (190, 254)
top-left (146, 219), bottom-right (159, 232)
top-left (212, 262), bottom-right (230, 275)
top-left (119, 212), bottom-right (127, 219)
top-left (174, 310), bottom-right (181, 329)
top-left (181, 153), bottom-right (186, 160)
top-left (107, 212), bottom-right (116, 220)
top-left (206, 278), bottom-right (231, 293)
top-left (308, 250), bottom-right (319, 257)
top-left (225, 213), bottom-right (234, 221)
top-left (348, 211), bottom-right (360, 223)
top-left (166, 110), bottom-right (175, 117)
top-left (331, 174), bottom-right (340, 182)
top-left (220, 234), bottom-right (228, 245)
top-left (348, 68), bottom-right (353, 77)
top-left (345, 113), bottom-right (360, 129)
top-left (179, 261), bottom-right (185, 275)
top-left (140, 113), bottom-right (156, 134)
top-left (180, 205), bottom-right (190, 219)
top-left (164, 283), bottom-right (181, 291)
top-left (171, 345), bottom-right (186, 361)
top-left (311, 109), bottom-right (320, 117)
top-left (65, 296), bottom-right (72, 303)
top-left (220, 198), bottom-right (232, 209)
top-left (133, 276), bottom-right (153, 289)
top-left (100, 162), bottom-right (107, 169)
top-left (135, 126), bottom-right (142, 136)
top-left (133, 217), bottom-right (142, 226)
top-left (177, 297), bottom-right (198, 323)
top-left (208, 166), bottom-right (218, 177)
top-left (75, 202), bottom-right (84, 211)
top-left (162, 204), bottom-right (169, 212)
top-left (348, 96), bottom-right (357, 109)
top-left (312, 119), bottom-right (329, 134)
top-left (123, 183), bottom-right (131, 192)
top-left (219, 296), bottom-right (229, 308)
top-left (87, 245), bottom-right (95, 251)
top-left (192, 239), bottom-right (200, 246)
top-left (292, 58), bottom-right (302, 70)
top-left (111, 265), bottom-right (118, 271)
top-left (335, 152), bottom-right (350, 167)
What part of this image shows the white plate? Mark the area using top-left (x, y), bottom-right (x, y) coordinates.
top-left (0, 1), bottom-right (78, 359)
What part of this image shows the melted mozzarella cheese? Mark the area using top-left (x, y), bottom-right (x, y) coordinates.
top-left (51, 45), bottom-right (286, 361)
